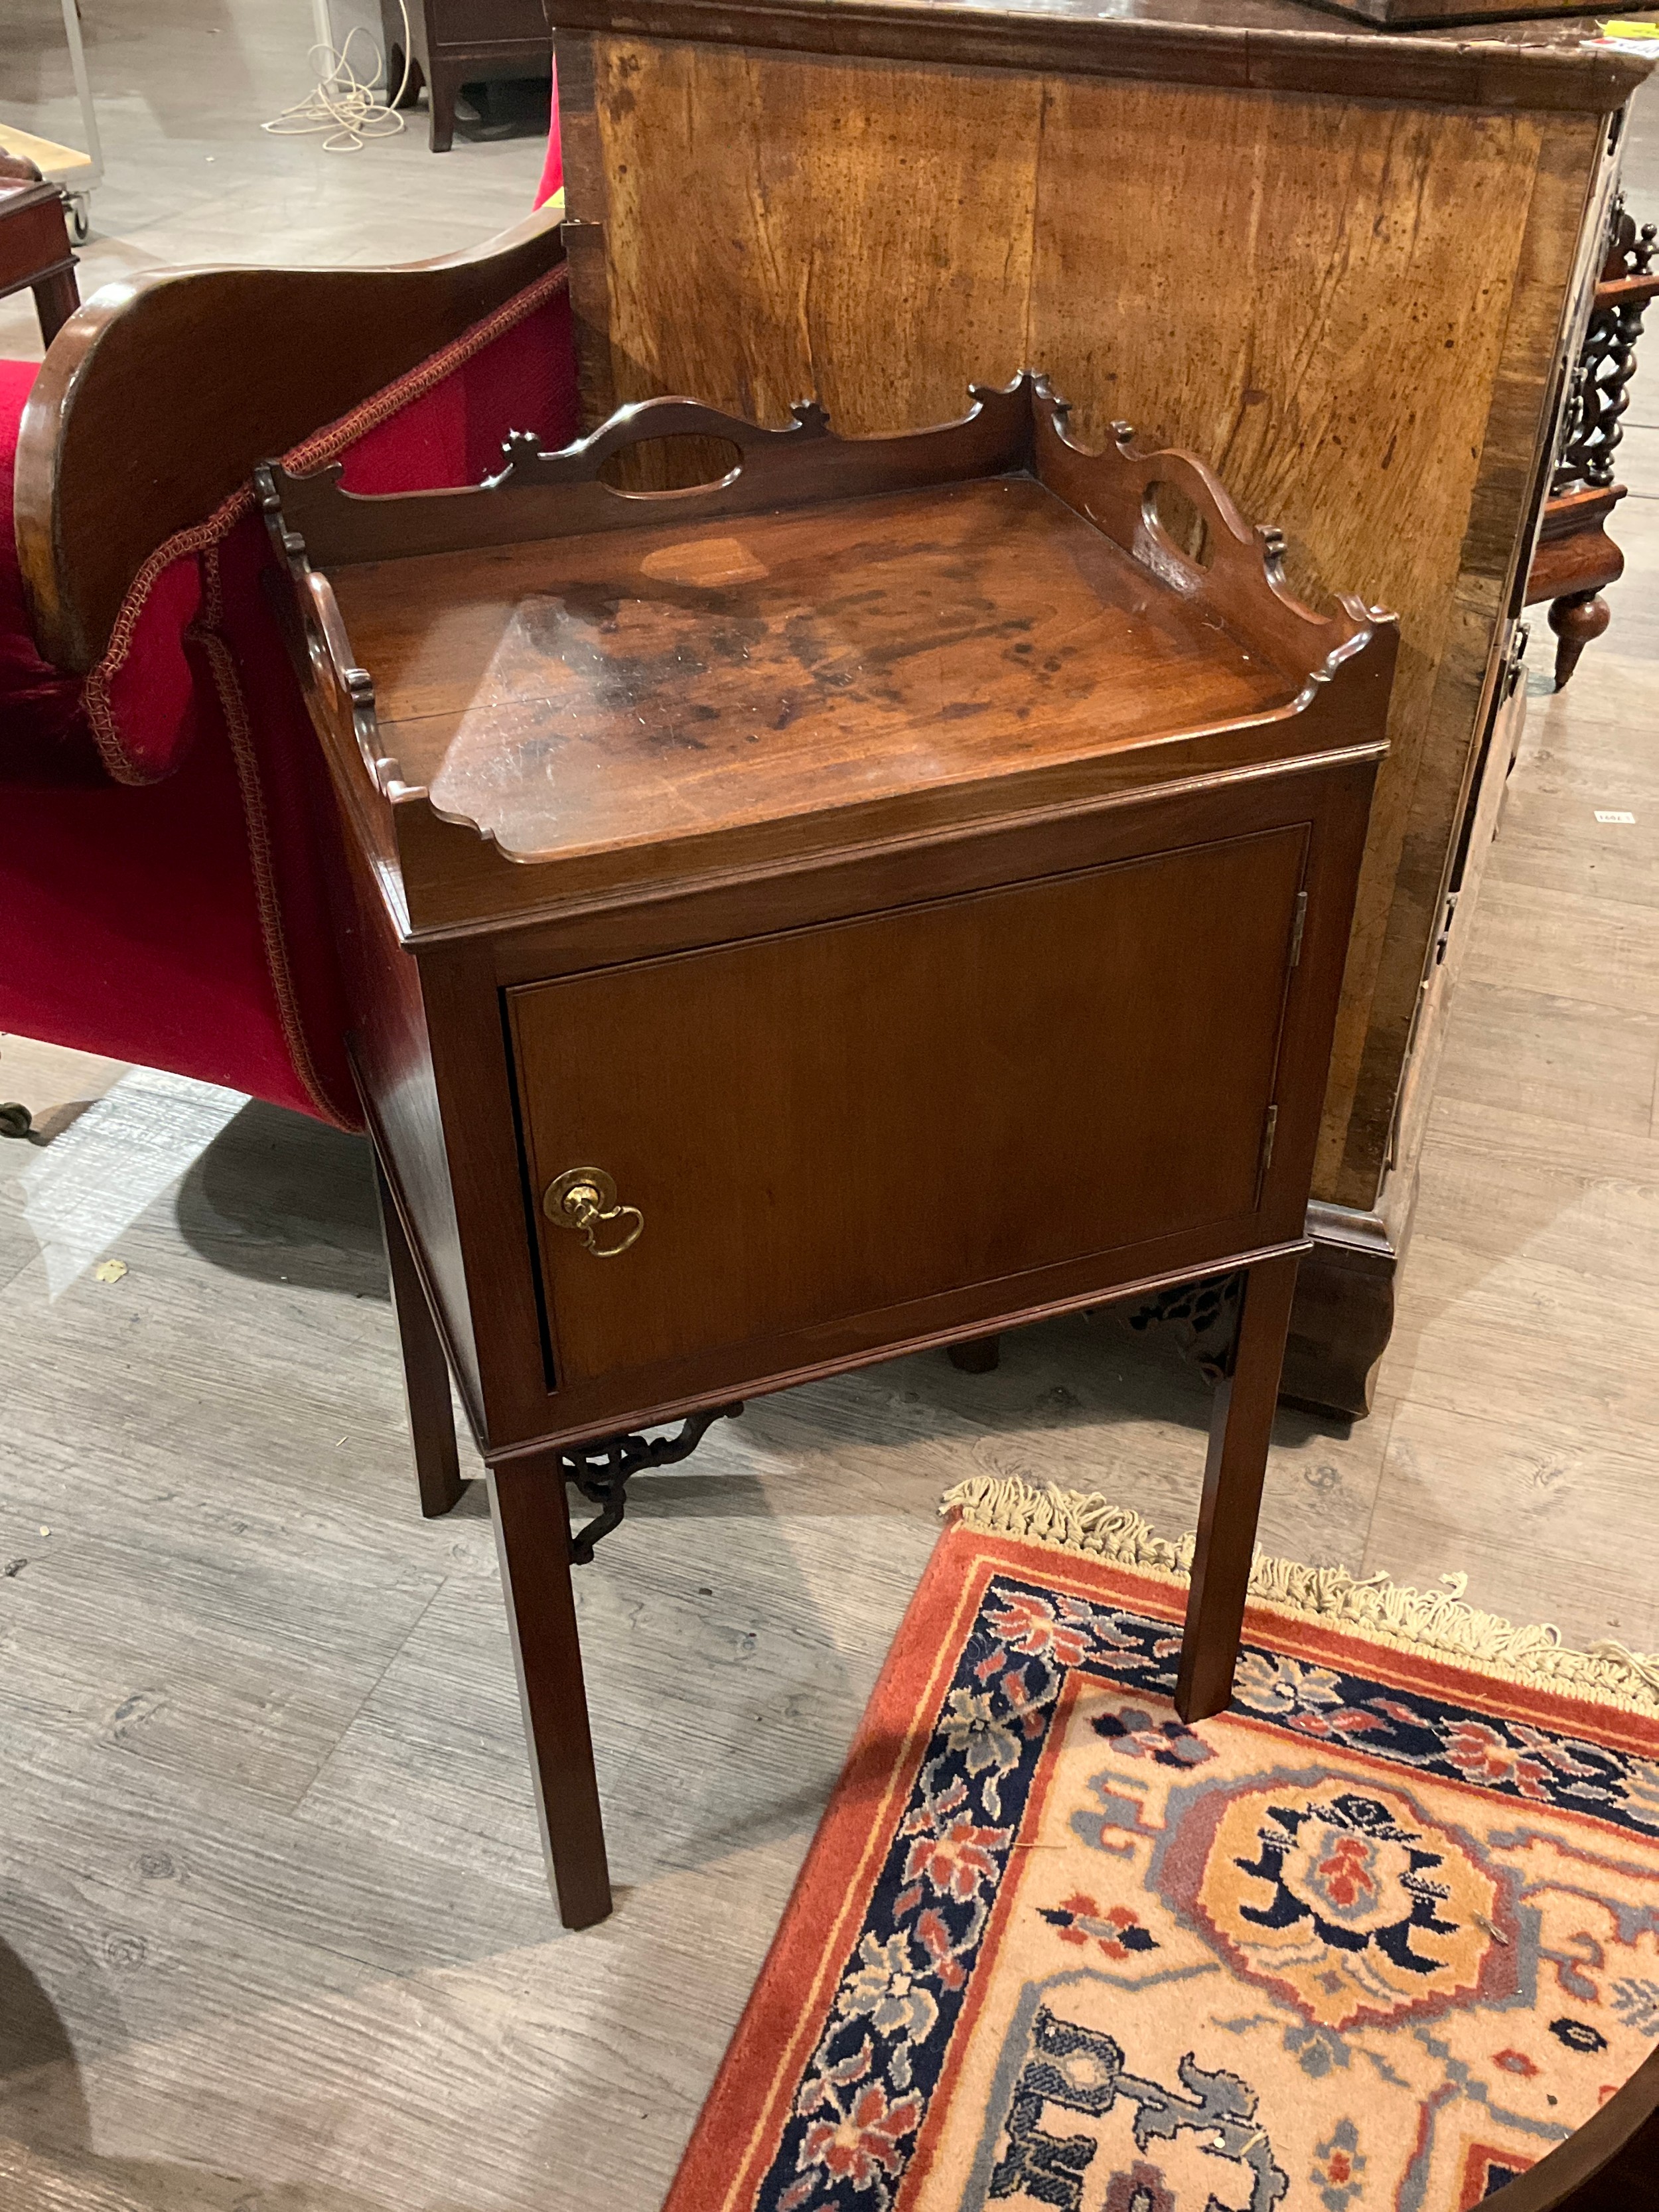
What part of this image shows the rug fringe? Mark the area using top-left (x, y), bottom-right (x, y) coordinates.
top-left (942, 1475), bottom-right (1659, 1718)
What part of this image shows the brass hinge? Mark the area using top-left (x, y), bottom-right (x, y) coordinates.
top-left (1434, 890), bottom-right (1459, 968)
top-left (1288, 891), bottom-right (1308, 969)
top-left (1505, 623), bottom-right (1530, 700)
top-left (1260, 1104), bottom-right (1279, 1182)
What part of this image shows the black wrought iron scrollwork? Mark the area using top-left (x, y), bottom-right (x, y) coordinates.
top-left (1127, 1271), bottom-right (1244, 1382)
top-left (1553, 196), bottom-right (1658, 498)
top-left (557, 1403), bottom-right (744, 1564)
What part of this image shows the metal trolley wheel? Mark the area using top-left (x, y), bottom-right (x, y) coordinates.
top-left (67, 192), bottom-right (91, 244)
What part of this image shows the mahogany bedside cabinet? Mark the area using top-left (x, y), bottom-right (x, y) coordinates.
top-left (260, 373), bottom-right (1395, 1928)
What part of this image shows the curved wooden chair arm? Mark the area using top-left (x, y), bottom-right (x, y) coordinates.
top-left (13, 204), bottom-right (566, 676)
top-left (1490, 2045), bottom-right (1659, 2211)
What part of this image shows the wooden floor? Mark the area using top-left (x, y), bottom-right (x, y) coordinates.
top-left (3, 12), bottom-right (1659, 2209)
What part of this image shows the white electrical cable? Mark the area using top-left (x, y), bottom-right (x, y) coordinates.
top-left (263, 1), bottom-right (415, 154)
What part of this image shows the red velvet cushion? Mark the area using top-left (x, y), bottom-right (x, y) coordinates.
top-left (0, 276), bottom-right (579, 1123)
top-left (0, 359), bottom-right (328, 1113)
top-left (337, 277), bottom-right (579, 494)
top-left (81, 551), bottom-right (207, 784)
top-left (1, 699), bottom-right (341, 1116)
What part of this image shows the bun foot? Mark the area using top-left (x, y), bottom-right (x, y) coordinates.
top-left (1549, 590), bottom-right (1611, 690)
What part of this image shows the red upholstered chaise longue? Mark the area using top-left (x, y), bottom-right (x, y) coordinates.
top-left (1, 169), bottom-right (573, 1132)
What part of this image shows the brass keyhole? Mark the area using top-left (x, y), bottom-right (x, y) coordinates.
top-left (543, 1166), bottom-right (644, 1258)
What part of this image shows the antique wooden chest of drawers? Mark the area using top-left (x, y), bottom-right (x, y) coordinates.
top-left (262, 368), bottom-right (1394, 1925)
top-left (380, 0), bottom-right (551, 152)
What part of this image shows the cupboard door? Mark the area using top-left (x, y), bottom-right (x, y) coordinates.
top-left (510, 826), bottom-right (1307, 1384)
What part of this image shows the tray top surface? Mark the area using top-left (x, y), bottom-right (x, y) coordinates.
top-left (332, 475), bottom-right (1296, 868)
top-left (547, 0), bottom-right (1656, 106)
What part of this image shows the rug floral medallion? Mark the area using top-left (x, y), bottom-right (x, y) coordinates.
top-left (665, 1510), bottom-right (1659, 2212)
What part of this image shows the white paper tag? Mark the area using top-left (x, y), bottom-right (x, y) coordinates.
top-left (1594, 810), bottom-right (1637, 824)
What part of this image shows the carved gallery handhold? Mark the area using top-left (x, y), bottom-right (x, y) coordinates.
top-left (257, 368), bottom-right (1386, 872)
top-left (557, 1404), bottom-right (743, 1564)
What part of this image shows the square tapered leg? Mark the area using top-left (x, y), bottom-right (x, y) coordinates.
top-left (488, 1459), bottom-right (613, 1929)
top-left (1175, 1251), bottom-right (1301, 1723)
top-left (374, 1152), bottom-right (465, 1520)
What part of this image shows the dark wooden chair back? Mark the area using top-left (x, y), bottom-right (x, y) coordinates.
top-left (11, 206), bottom-right (566, 675)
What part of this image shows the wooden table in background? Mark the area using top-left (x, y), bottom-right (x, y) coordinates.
top-left (0, 152), bottom-right (78, 347)
top-left (381, 0), bottom-right (550, 151)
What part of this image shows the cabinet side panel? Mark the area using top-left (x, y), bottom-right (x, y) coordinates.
top-left (569, 40), bottom-right (1043, 434)
top-left (338, 839), bottom-right (484, 1417)
top-left (1030, 85), bottom-right (1593, 1214)
top-left (555, 30), bottom-right (618, 430)
top-left (1334, 113), bottom-right (1609, 1203)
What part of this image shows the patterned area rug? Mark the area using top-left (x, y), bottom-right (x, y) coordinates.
top-left (665, 1479), bottom-right (1659, 2212)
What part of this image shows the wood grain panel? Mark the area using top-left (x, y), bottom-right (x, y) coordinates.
top-left (333, 479), bottom-right (1290, 867)
top-left (1027, 81), bottom-right (1574, 1209)
top-left (572, 42), bottom-right (1041, 432)
top-left (552, 1), bottom-right (1653, 114)
top-left (568, 36), bottom-right (1604, 1209)
top-left (1334, 114), bottom-right (1607, 1201)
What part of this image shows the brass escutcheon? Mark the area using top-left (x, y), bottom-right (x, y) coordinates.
top-left (543, 1166), bottom-right (644, 1258)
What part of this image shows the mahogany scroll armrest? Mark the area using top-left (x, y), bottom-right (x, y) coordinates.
top-left (12, 204), bottom-right (566, 676)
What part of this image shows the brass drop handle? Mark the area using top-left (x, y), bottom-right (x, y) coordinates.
top-left (543, 1166), bottom-right (644, 1258)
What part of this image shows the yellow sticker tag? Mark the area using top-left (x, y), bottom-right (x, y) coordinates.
top-left (1600, 18), bottom-right (1659, 33)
